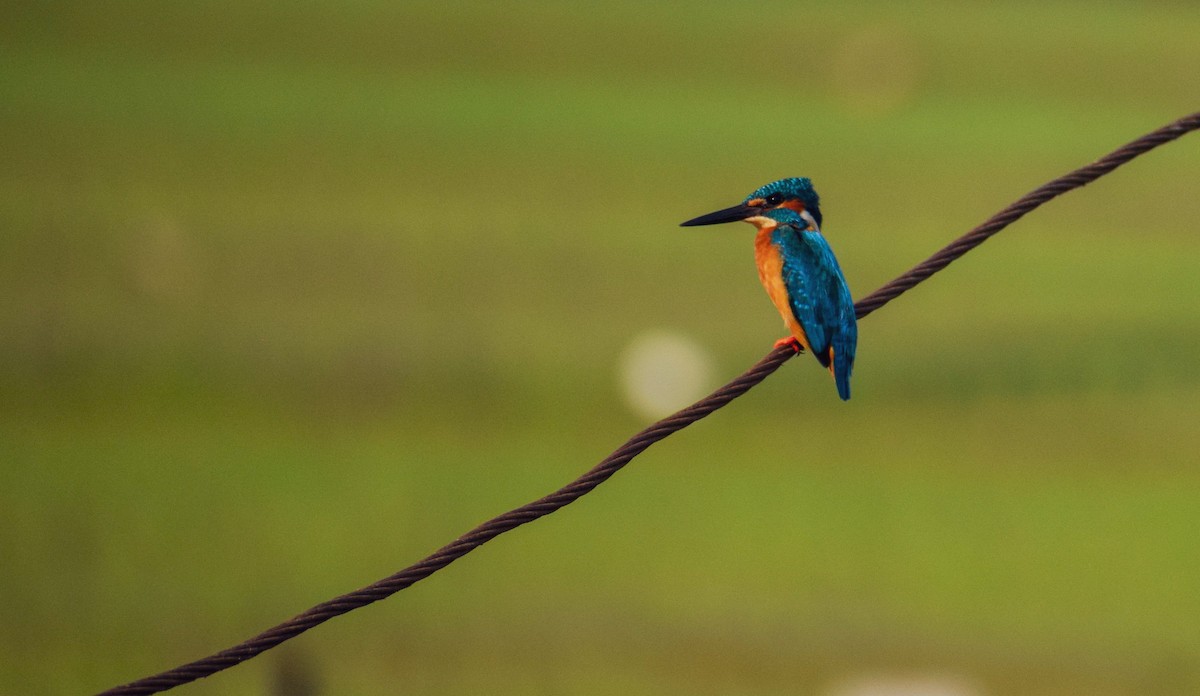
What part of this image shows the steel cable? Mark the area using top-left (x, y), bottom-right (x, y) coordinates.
top-left (98, 110), bottom-right (1200, 695)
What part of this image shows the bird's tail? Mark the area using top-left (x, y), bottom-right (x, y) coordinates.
top-left (828, 341), bottom-right (854, 401)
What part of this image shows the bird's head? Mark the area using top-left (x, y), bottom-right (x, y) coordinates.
top-left (680, 177), bottom-right (822, 231)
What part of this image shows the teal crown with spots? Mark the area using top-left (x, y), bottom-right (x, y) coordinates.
top-left (745, 177), bottom-right (822, 227)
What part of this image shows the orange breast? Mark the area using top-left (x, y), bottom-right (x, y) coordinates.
top-left (753, 228), bottom-right (811, 352)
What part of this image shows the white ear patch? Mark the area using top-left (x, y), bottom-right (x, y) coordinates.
top-left (799, 209), bottom-right (819, 231)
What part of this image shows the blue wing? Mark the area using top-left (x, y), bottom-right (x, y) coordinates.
top-left (774, 225), bottom-right (858, 400)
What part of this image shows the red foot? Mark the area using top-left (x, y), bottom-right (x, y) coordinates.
top-left (773, 336), bottom-right (803, 353)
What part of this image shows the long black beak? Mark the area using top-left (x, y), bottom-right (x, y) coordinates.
top-left (679, 203), bottom-right (758, 227)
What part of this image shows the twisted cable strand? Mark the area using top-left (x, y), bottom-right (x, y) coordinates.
top-left (854, 112), bottom-right (1200, 319)
top-left (98, 111), bottom-right (1200, 695)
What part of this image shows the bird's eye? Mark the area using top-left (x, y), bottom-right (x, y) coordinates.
top-left (765, 193), bottom-right (784, 206)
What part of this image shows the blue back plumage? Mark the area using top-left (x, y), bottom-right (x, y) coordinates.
top-left (766, 208), bottom-right (856, 400)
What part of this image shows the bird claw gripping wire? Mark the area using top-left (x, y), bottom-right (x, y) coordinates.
top-left (773, 336), bottom-right (805, 353)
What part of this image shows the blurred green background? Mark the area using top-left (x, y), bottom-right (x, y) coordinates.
top-left (3, 2), bottom-right (1199, 694)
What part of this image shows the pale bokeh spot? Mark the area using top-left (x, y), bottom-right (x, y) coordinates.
top-left (824, 673), bottom-right (984, 696)
top-left (128, 213), bottom-right (201, 301)
top-left (619, 330), bottom-right (716, 421)
top-left (830, 25), bottom-right (922, 117)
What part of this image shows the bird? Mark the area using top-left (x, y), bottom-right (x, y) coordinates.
top-left (680, 177), bottom-right (857, 400)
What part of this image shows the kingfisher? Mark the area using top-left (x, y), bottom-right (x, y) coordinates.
top-left (681, 177), bottom-right (857, 400)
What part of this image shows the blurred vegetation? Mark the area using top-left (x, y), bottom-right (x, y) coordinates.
top-left (2, 1), bottom-right (1199, 694)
